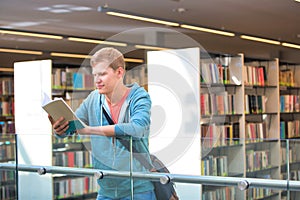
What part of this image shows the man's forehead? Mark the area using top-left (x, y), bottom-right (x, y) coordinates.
top-left (92, 62), bottom-right (110, 72)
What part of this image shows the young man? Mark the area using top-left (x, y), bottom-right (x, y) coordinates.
top-left (49, 47), bottom-right (156, 200)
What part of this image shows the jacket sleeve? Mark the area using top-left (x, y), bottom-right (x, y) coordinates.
top-left (114, 89), bottom-right (151, 139)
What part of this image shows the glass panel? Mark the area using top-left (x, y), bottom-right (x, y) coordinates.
top-left (283, 139), bottom-right (300, 200)
top-left (245, 139), bottom-right (281, 199)
top-left (4, 135), bottom-right (300, 199)
top-left (201, 137), bottom-right (244, 199)
top-left (53, 132), bottom-right (135, 199)
top-left (148, 136), bottom-right (201, 199)
top-left (52, 134), bottom-right (98, 199)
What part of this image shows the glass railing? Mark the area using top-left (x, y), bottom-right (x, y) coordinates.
top-left (1, 134), bottom-right (300, 200)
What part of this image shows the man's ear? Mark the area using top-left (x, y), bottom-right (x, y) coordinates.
top-left (117, 66), bottom-right (125, 77)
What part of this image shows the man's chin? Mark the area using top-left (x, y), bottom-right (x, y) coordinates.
top-left (97, 89), bottom-right (106, 94)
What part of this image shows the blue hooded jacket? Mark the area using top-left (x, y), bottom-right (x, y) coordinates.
top-left (74, 83), bottom-right (154, 198)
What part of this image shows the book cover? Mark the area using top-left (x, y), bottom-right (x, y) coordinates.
top-left (42, 97), bottom-right (87, 135)
top-left (73, 72), bottom-right (83, 89)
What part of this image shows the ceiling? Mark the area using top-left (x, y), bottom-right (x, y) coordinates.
top-left (1, 0), bottom-right (300, 69)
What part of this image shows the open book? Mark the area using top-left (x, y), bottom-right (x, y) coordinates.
top-left (42, 97), bottom-right (87, 135)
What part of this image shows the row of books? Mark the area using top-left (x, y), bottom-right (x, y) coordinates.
top-left (280, 120), bottom-right (300, 139)
top-left (54, 176), bottom-right (98, 199)
top-left (0, 78), bottom-right (13, 95)
top-left (279, 69), bottom-right (295, 87)
top-left (0, 121), bottom-right (15, 134)
top-left (0, 97), bottom-right (14, 117)
top-left (201, 155), bottom-right (228, 176)
top-left (53, 150), bottom-right (93, 168)
top-left (0, 170), bottom-right (15, 182)
top-left (202, 187), bottom-right (235, 200)
top-left (0, 170), bottom-right (16, 200)
top-left (246, 150), bottom-right (270, 172)
top-left (52, 65), bottom-right (148, 91)
top-left (280, 147), bottom-right (298, 164)
top-left (0, 169), bottom-right (15, 200)
top-left (246, 175), bottom-right (272, 199)
top-left (245, 122), bottom-right (268, 143)
top-left (200, 92), bottom-right (235, 115)
top-left (0, 185), bottom-right (16, 200)
top-left (200, 63), bottom-right (231, 84)
top-left (52, 68), bottom-right (94, 90)
top-left (280, 95), bottom-right (300, 112)
top-left (0, 142), bottom-right (15, 161)
top-left (244, 95), bottom-right (266, 114)
top-left (281, 170), bottom-right (300, 181)
top-left (244, 65), bottom-right (267, 86)
top-left (53, 135), bottom-right (90, 144)
top-left (124, 65), bottom-right (147, 87)
top-left (201, 123), bottom-right (240, 147)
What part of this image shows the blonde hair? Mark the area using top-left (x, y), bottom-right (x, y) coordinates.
top-left (90, 47), bottom-right (125, 70)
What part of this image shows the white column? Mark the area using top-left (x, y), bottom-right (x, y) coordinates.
top-left (14, 60), bottom-right (53, 200)
top-left (147, 48), bottom-right (201, 199)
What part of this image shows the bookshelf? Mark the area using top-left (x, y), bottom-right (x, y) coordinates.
top-left (279, 63), bottom-right (300, 200)
top-left (0, 72), bottom-right (15, 135)
top-left (243, 58), bottom-right (281, 199)
top-left (0, 69), bottom-right (16, 200)
top-left (50, 63), bottom-right (97, 199)
top-left (279, 63), bottom-right (300, 139)
top-left (200, 53), bottom-right (245, 199)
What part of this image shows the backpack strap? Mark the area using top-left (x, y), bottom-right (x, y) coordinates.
top-left (102, 106), bottom-right (153, 170)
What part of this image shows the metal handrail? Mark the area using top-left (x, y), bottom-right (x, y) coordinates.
top-left (1, 163), bottom-right (300, 191)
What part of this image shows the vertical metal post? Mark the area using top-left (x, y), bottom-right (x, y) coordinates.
top-left (130, 137), bottom-right (134, 200)
top-left (286, 139), bottom-right (290, 200)
top-left (15, 134), bottom-right (19, 200)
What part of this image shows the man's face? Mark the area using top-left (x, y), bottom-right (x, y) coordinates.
top-left (92, 61), bottom-right (122, 95)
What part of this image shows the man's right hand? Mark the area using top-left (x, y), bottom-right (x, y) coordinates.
top-left (48, 115), bottom-right (69, 135)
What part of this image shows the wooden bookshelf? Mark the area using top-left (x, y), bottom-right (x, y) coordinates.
top-left (0, 71), bottom-right (16, 200)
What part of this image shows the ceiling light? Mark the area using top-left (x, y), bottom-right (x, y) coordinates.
top-left (134, 44), bottom-right (170, 51)
top-left (106, 12), bottom-right (180, 26)
top-left (180, 24), bottom-right (235, 37)
top-left (0, 48), bottom-right (43, 55)
top-left (68, 37), bottom-right (127, 47)
top-left (69, 6), bottom-right (92, 11)
top-left (53, 4), bottom-right (72, 8)
top-left (240, 35), bottom-right (280, 45)
top-left (51, 52), bottom-right (143, 63)
top-left (124, 58), bottom-right (144, 63)
top-left (282, 42), bottom-right (300, 49)
top-left (49, 9), bottom-right (71, 14)
top-left (37, 4), bottom-right (92, 13)
top-left (0, 68), bottom-right (14, 72)
top-left (98, 6), bottom-right (180, 27)
top-left (51, 52), bottom-right (91, 59)
top-left (0, 30), bottom-right (63, 40)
